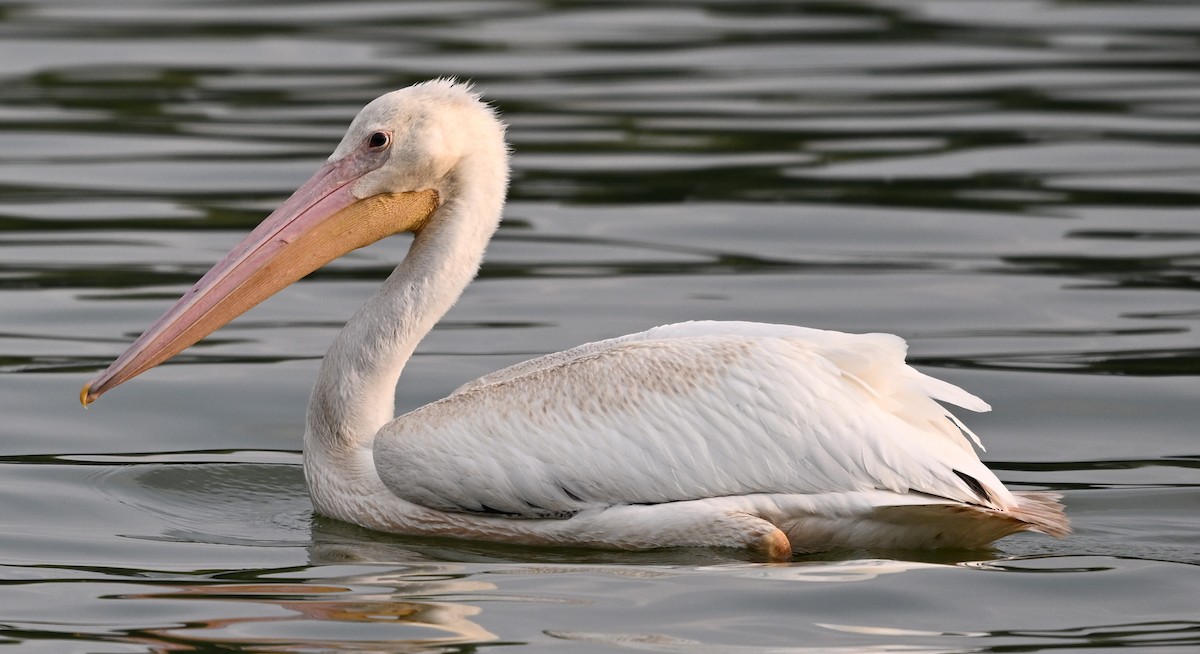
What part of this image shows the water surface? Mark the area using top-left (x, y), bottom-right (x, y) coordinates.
top-left (1, 0), bottom-right (1198, 651)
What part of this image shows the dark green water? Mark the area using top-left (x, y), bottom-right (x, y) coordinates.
top-left (1, 1), bottom-right (1198, 651)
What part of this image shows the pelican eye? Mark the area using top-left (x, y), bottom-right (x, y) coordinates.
top-left (367, 131), bottom-right (391, 150)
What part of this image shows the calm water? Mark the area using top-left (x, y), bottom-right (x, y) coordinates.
top-left (2, 0), bottom-right (1199, 651)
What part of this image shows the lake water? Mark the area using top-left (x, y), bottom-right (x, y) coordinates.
top-left (1, 0), bottom-right (1198, 651)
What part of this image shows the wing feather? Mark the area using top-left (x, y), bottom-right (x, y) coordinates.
top-left (374, 321), bottom-right (1005, 518)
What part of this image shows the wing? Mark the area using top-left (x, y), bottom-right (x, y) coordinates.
top-left (373, 321), bottom-right (1005, 519)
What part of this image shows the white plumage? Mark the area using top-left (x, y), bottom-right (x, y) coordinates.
top-left (84, 80), bottom-right (1068, 559)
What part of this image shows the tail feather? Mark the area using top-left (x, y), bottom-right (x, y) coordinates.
top-left (1010, 491), bottom-right (1071, 538)
top-left (858, 492), bottom-right (1070, 550)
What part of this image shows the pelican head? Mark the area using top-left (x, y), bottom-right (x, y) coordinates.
top-left (81, 79), bottom-right (505, 405)
top-left (334, 80), bottom-right (507, 202)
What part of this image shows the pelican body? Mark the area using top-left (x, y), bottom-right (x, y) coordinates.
top-left (82, 80), bottom-right (1067, 559)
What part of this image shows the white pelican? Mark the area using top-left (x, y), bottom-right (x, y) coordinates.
top-left (81, 79), bottom-right (1068, 559)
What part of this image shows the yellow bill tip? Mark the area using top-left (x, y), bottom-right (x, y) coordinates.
top-left (80, 383), bottom-right (94, 408)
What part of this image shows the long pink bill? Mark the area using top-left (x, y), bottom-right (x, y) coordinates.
top-left (81, 158), bottom-right (439, 406)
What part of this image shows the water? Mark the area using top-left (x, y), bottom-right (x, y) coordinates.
top-left (2, 0), bottom-right (1198, 651)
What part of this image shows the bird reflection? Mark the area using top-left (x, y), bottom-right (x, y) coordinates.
top-left (113, 565), bottom-right (498, 652)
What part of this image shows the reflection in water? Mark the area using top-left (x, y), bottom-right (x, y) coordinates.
top-left (547, 630), bottom-right (959, 653)
top-left (814, 620), bottom-right (1200, 651)
top-left (721, 558), bottom-right (942, 583)
top-left (112, 567), bottom-right (499, 652)
top-left (551, 621), bottom-right (1200, 653)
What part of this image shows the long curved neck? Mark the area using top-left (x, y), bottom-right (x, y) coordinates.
top-left (303, 153), bottom-right (507, 462)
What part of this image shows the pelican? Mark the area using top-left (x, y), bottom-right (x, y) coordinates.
top-left (81, 79), bottom-right (1068, 559)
